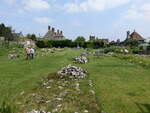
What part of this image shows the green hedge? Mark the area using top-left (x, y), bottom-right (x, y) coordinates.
top-left (36, 40), bottom-right (105, 49)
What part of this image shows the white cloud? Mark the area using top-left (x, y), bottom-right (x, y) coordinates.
top-left (17, 9), bottom-right (24, 14)
top-left (125, 2), bottom-right (150, 20)
top-left (125, 9), bottom-right (143, 19)
top-left (140, 3), bottom-right (150, 12)
top-left (23, 0), bottom-right (50, 11)
top-left (2, 0), bottom-right (16, 4)
top-left (64, 0), bottom-right (130, 13)
top-left (34, 17), bottom-right (54, 24)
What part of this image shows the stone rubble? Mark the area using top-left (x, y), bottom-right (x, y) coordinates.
top-left (89, 89), bottom-right (95, 95)
top-left (20, 91), bottom-right (25, 95)
top-left (52, 108), bottom-right (58, 113)
top-left (74, 56), bottom-right (88, 64)
top-left (93, 50), bottom-right (104, 57)
top-left (41, 48), bottom-right (64, 53)
top-left (80, 51), bottom-right (91, 56)
top-left (84, 110), bottom-right (89, 113)
top-left (27, 110), bottom-right (51, 113)
top-left (25, 63), bottom-right (98, 113)
top-left (58, 86), bottom-right (63, 89)
top-left (8, 54), bottom-right (18, 59)
top-left (48, 49), bottom-right (54, 53)
top-left (46, 86), bottom-right (51, 89)
top-left (120, 49), bottom-right (129, 54)
top-left (54, 97), bottom-right (63, 101)
top-left (106, 52), bottom-right (114, 56)
top-left (57, 65), bottom-right (87, 78)
top-left (58, 90), bottom-right (69, 97)
top-left (40, 48), bottom-right (64, 57)
top-left (43, 82), bottom-right (49, 86)
top-left (25, 77), bottom-right (98, 113)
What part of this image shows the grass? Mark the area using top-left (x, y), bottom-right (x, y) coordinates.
top-left (82, 55), bottom-right (150, 113)
top-left (16, 73), bottom-right (99, 113)
top-left (0, 47), bottom-right (150, 113)
top-left (0, 48), bottom-right (83, 101)
top-left (0, 101), bottom-right (16, 113)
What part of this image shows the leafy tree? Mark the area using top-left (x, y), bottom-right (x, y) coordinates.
top-left (26, 34), bottom-right (37, 41)
top-left (124, 39), bottom-right (140, 47)
top-left (93, 40), bottom-right (105, 49)
top-left (0, 23), bottom-right (14, 43)
top-left (75, 36), bottom-right (86, 42)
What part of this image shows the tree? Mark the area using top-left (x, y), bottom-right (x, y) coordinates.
top-left (75, 36), bottom-right (86, 42)
top-left (124, 39), bottom-right (140, 47)
top-left (93, 40), bottom-right (105, 49)
top-left (26, 34), bottom-right (37, 41)
top-left (0, 23), bottom-right (14, 44)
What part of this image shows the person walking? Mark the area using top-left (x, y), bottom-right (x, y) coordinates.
top-left (30, 48), bottom-right (35, 59)
top-left (25, 47), bottom-right (30, 60)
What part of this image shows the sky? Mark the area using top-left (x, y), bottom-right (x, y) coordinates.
top-left (0, 0), bottom-right (150, 41)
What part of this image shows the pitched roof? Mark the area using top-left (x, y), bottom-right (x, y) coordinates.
top-left (130, 31), bottom-right (145, 41)
top-left (43, 26), bottom-right (65, 40)
top-left (43, 30), bottom-right (55, 40)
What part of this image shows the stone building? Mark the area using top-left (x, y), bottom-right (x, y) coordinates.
top-left (43, 26), bottom-right (65, 40)
top-left (126, 30), bottom-right (145, 42)
top-left (101, 39), bottom-right (109, 44)
top-left (89, 35), bottom-right (109, 43)
top-left (12, 31), bottom-right (24, 38)
top-left (89, 35), bottom-right (96, 40)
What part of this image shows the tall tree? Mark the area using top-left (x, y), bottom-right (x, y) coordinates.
top-left (75, 36), bottom-right (86, 42)
top-left (0, 23), bottom-right (14, 44)
top-left (26, 34), bottom-right (37, 41)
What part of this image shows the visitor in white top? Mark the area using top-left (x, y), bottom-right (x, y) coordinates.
top-left (30, 48), bottom-right (35, 59)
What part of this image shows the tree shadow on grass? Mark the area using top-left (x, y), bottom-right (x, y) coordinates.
top-left (136, 103), bottom-right (150, 113)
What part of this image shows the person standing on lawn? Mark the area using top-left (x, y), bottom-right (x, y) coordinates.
top-left (30, 48), bottom-right (35, 59)
top-left (25, 47), bottom-right (30, 60)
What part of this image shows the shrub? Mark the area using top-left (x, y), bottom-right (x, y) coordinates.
top-left (104, 46), bottom-right (124, 54)
top-left (123, 40), bottom-right (141, 47)
top-left (36, 40), bottom-right (46, 48)
top-left (129, 47), bottom-right (140, 54)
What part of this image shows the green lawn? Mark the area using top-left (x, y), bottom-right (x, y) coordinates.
top-left (0, 48), bottom-right (150, 113)
top-left (82, 56), bottom-right (150, 113)
top-left (0, 48), bottom-right (83, 100)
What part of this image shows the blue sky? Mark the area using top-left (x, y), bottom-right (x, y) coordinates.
top-left (0, 0), bottom-right (150, 41)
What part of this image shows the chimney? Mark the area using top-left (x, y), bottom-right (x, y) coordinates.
top-left (126, 31), bottom-right (130, 40)
top-left (57, 30), bottom-right (60, 35)
top-left (52, 27), bottom-right (55, 32)
top-left (48, 26), bottom-right (51, 31)
top-left (60, 30), bottom-right (63, 35)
